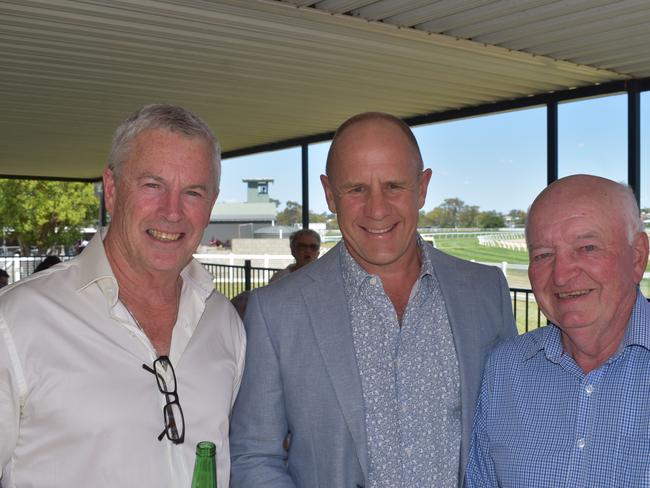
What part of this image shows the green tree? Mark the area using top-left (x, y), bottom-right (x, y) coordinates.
top-left (308, 211), bottom-right (328, 224)
top-left (439, 198), bottom-right (465, 228)
top-left (276, 201), bottom-right (333, 227)
top-left (458, 205), bottom-right (480, 228)
top-left (507, 209), bottom-right (527, 227)
top-left (418, 210), bottom-right (432, 227)
top-left (0, 179), bottom-right (99, 254)
top-left (478, 210), bottom-right (505, 229)
top-left (422, 207), bottom-right (447, 228)
top-left (276, 200), bottom-right (302, 226)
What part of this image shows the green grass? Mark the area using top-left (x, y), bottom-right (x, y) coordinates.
top-left (213, 234), bottom-right (650, 334)
top-left (513, 296), bottom-right (547, 334)
top-left (433, 236), bottom-right (529, 264)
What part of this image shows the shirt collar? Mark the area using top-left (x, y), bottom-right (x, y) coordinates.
top-left (340, 234), bottom-right (432, 297)
top-left (75, 227), bottom-right (214, 305)
top-left (620, 289), bottom-right (650, 352)
top-left (524, 288), bottom-right (650, 363)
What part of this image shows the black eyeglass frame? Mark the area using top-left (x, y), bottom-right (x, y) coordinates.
top-left (142, 355), bottom-right (185, 444)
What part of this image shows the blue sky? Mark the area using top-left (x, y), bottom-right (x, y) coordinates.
top-left (220, 92), bottom-right (649, 215)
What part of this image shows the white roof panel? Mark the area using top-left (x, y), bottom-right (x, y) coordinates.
top-left (1, 0), bottom-right (647, 179)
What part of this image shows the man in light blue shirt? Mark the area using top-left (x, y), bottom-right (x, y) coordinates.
top-left (466, 174), bottom-right (650, 487)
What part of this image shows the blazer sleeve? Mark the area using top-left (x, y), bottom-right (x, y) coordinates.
top-left (229, 290), bottom-right (297, 488)
top-left (496, 269), bottom-right (518, 340)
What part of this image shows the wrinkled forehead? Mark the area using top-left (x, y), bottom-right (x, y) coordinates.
top-left (528, 190), bottom-right (626, 242)
top-left (128, 131), bottom-right (217, 180)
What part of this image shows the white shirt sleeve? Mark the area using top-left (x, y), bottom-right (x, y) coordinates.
top-left (0, 313), bottom-right (23, 476)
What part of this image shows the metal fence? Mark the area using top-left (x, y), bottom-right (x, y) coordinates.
top-left (1, 256), bottom-right (547, 332)
top-left (204, 261), bottom-right (548, 332)
top-left (510, 287), bottom-right (547, 333)
top-left (202, 260), bottom-right (281, 299)
top-left (0, 255), bottom-right (75, 283)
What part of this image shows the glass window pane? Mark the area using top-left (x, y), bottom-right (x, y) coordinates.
top-left (213, 147), bottom-right (301, 245)
top-left (308, 141), bottom-right (330, 217)
top-left (558, 94), bottom-right (627, 182)
top-left (413, 107), bottom-right (547, 223)
top-left (220, 147), bottom-right (301, 209)
top-left (641, 91), bottom-right (650, 211)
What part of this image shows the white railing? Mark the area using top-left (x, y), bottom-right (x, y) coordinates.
top-left (477, 232), bottom-right (526, 251)
top-left (194, 252), bottom-right (295, 268)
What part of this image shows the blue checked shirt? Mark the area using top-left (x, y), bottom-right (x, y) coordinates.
top-left (466, 290), bottom-right (650, 488)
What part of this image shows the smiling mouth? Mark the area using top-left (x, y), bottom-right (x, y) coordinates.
top-left (147, 229), bottom-right (182, 242)
top-left (363, 223), bottom-right (397, 235)
top-left (555, 289), bottom-right (591, 299)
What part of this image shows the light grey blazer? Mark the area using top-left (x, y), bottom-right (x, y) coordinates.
top-left (230, 242), bottom-right (517, 488)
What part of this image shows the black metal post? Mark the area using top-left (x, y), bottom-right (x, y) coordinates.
top-left (628, 82), bottom-right (641, 206)
top-left (244, 259), bottom-right (252, 291)
top-left (547, 101), bottom-right (558, 186)
top-left (301, 143), bottom-right (309, 229)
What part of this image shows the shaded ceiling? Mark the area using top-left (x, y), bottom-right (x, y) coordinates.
top-left (1, 0), bottom-right (649, 179)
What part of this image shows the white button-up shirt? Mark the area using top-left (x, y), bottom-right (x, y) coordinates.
top-left (0, 230), bottom-right (246, 487)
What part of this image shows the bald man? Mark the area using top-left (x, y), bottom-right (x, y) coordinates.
top-left (466, 174), bottom-right (650, 487)
top-left (230, 112), bottom-right (516, 488)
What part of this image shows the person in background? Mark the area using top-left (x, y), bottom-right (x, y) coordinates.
top-left (33, 255), bottom-right (61, 273)
top-left (269, 228), bottom-right (321, 283)
top-left (0, 104), bottom-right (245, 487)
top-left (466, 174), bottom-right (650, 487)
top-left (230, 290), bottom-right (250, 320)
top-left (0, 269), bottom-right (8, 289)
top-left (230, 112), bottom-right (516, 488)
top-left (232, 229), bottom-right (321, 320)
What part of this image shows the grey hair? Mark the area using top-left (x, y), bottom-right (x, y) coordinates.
top-left (618, 183), bottom-right (645, 243)
top-left (108, 104), bottom-right (221, 190)
top-left (289, 228), bottom-right (321, 250)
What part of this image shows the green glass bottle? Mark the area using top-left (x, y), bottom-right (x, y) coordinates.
top-left (191, 441), bottom-right (217, 488)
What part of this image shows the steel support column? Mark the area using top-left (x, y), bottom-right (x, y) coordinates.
top-left (301, 143), bottom-right (309, 229)
top-left (628, 83), bottom-right (641, 205)
top-left (547, 101), bottom-right (558, 186)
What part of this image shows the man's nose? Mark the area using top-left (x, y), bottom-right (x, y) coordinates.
top-left (365, 189), bottom-right (391, 220)
top-left (552, 250), bottom-right (578, 286)
top-left (161, 191), bottom-right (182, 222)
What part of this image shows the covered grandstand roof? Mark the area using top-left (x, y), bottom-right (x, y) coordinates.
top-left (1, 0), bottom-right (649, 179)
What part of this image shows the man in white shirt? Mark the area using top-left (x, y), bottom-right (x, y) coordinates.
top-left (0, 104), bottom-right (246, 487)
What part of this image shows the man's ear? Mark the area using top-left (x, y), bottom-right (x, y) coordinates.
top-left (418, 168), bottom-right (432, 209)
top-left (102, 168), bottom-right (117, 214)
top-left (320, 174), bottom-right (337, 214)
top-left (632, 230), bottom-right (649, 284)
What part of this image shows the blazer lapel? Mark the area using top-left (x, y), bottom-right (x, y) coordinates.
top-left (433, 255), bottom-right (480, 373)
top-left (301, 246), bottom-right (369, 478)
top-left (430, 248), bottom-right (489, 477)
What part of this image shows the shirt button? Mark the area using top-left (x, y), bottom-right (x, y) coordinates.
top-left (369, 277), bottom-right (378, 286)
top-left (405, 447), bottom-right (412, 457)
top-left (585, 384), bottom-right (594, 395)
top-left (577, 438), bottom-right (586, 449)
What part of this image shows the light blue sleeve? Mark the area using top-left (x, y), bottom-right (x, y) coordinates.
top-left (229, 290), bottom-right (297, 488)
